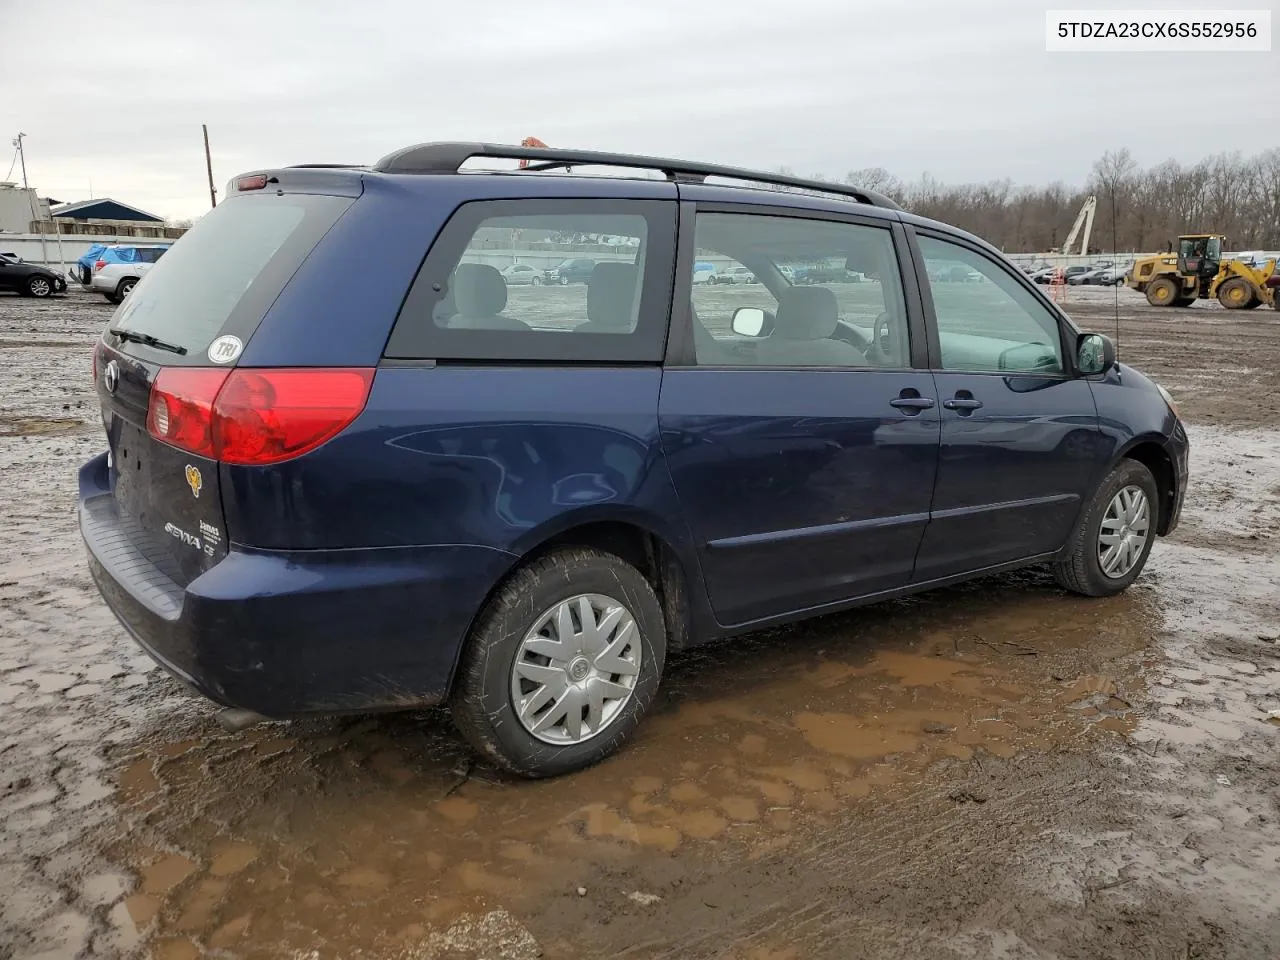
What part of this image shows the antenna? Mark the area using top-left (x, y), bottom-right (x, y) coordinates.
top-left (13, 132), bottom-right (29, 190)
top-left (1111, 188), bottom-right (1120, 360)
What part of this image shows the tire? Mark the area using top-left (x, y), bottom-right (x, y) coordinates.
top-left (117, 278), bottom-right (137, 301)
top-left (1145, 277), bottom-right (1179, 307)
top-left (560, 276), bottom-right (568, 285)
top-left (1053, 459), bottom-right (1159, 597)
top-left (1217, 277), bottom-right (1254, 310)
top-left (26, 276), bottom-right (53, 298)
top-left (1242, 297), bottom-right (1261, 310)
top-left (104, 292), bottom-right (122, 305)
top-left (531, 276), bottom-right (541, 286)
top-left (450, 546), bottom-right (667, 778)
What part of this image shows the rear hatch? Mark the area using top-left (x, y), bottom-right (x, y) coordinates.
top-left (93, 186), bottom-right (356, 587)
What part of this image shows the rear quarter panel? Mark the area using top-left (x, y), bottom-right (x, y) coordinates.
top-left (220, 365), bottom-right (701, 562)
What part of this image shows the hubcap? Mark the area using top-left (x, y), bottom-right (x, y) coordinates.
top-left (510, 593), bottom-right (642, 745)
top-left (1098, 485), bottom-right (1150, 579)
top-left (32, 279), bottom-right (50, 295)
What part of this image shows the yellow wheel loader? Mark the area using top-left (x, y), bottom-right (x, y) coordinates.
top-left (1125, 235), bottom-right (1277, 310)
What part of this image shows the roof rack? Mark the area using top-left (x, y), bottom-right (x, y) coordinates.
top-left (371, 142), bottom-right (902, 211)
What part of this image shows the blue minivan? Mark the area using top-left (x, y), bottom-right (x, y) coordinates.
top-left (81, 143), bottom-right (1187, 777)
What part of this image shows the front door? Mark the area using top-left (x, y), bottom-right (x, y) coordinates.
top-left (910, 232), bottom-right (1107, 581)
top-left (659, 208), bottom-right (939, 627)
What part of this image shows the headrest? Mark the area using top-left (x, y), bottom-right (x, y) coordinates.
top-left (774, 286), bottom-right (839, 340)
top-left (453, 263), bottom-right (507, 317)
top-left (586, 262), bottom-right (639, 329)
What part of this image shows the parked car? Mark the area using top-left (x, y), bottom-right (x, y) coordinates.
top-left (797, 262), bottom-right (859, 284)
top-left (0, 252), bottom-right (67, 297)
top-left (713, 266), bottom-right (756, 284)
top-left (1033, 264), bottom-right (1101, 284)
top-left (87, 246), bottom-right (169, 303)
top-left (1265, 263), bottom-right (1280, 308)
top-left (544, 258), bottom-right (596, 285)
top-left (1070, 265), bottom-right (1128, 286)
top-left (75, 243), bottom-right (171, 287)
top-left (500, 263), bottom-right (544, 286)
top-left (81, 143), bottom-right (1188, 779)
top-left (692, 262), bottom-right (718, 284)
top-left (929, 264), bottom-right (980, 283)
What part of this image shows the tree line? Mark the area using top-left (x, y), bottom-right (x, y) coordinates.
top-left (784, 148), bottom-right (1280, 254)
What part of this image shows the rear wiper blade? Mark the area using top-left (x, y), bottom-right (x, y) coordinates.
top-left (111, 329), bottom-right (188, 355)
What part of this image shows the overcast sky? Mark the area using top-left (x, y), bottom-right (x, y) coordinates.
top-left (2, 0), bottom-right (1274, 220)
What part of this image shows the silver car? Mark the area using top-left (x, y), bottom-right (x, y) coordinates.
top-left (500, 263), bottom-right (544, 286)
top-left (88, 245), bottom-right (168, 303)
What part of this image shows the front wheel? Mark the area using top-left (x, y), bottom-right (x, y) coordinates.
top-left (450, 547), bottom-right (667, 778)
top-left (1054, 459), bottom-right (1158, 597)
top-left (27, 276), bottom-right (53, 298)
top-left (1217, 277), bottom-right (1254, 310)
top-left (1145, 277), bottom-right (1179, 307)
top-left (560, 276), bottom-right (568, 285)
top-left (531, 276), bottom-right (541, 286)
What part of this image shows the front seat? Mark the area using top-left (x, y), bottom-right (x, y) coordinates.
top-left (753, 287), bottom-right (865, 366)
top-left (577, 262), bottom-right (638, 333)
top-left (448, 263), bottom-right (528, 330)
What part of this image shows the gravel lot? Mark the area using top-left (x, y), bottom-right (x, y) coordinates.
top-left (1, 285), bottom-right (1278, 959)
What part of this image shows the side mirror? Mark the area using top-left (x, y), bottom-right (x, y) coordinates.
top-left (1077, 333), bottom-right (1116, 375)
top-left (731, 307), bottom-right (766, 337)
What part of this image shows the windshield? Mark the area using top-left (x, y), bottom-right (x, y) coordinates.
top-left (108, 193), bottom-right (352, 364)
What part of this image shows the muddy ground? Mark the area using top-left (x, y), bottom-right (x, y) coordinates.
top-left (1, 285), bottom-right (1278, 960)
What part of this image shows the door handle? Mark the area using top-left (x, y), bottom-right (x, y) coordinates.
top-left (943, 393), bottom-right (984, 413)
top-left (890, 393), bottom-right (935, 414)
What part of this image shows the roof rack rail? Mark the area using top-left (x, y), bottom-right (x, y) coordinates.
top-left (287, 163), bottom-right (368, 170)
top-left (372, 142), bottom-right (901, 211)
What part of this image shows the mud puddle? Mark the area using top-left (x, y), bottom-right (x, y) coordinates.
top-left (92, 567), bottom-right (1159, 957)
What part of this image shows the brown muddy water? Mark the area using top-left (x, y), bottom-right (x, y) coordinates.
top-left (2, 288), bottom-right (1279, 959)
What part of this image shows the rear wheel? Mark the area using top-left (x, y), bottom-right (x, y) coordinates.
top-left (560, 276), bottom-right (568, 285)
top-left (117, 278), bottom-right (137, 300)
top-left (26, 276), bottom-right (52, 298)
top-left (1145, 277), bottom-right (1179, 307)
top-left (1217, 277), bottom-right (1254, 310)
top-left (531, 276), bottom-right (541, 286)
top-left (1054, 459), bottom-right (1158, 597)
top-left (450, 547), bottom-right (667, 778)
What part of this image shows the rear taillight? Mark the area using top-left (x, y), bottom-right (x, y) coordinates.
top-left (94, 260), bottom-right (106, 272)
top-left (146, 368), bottom-right (373, 466)
top-left (147, 368), bottom-right (231, 458)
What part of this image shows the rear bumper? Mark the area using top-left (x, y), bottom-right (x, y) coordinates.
top-left (78, 452), bottom-right (515, 717)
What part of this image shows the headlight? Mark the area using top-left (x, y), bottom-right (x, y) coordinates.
top-left (1156, 383), bottom-right (1178, 418)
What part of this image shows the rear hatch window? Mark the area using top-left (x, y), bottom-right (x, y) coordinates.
top-left (108, 192), bottom-right (353, 366)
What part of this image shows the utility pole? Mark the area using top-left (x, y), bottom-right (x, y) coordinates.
top-left (202, 124), bottom-right (217, 208)
top-left (13, 132), bottom-right (28, 189)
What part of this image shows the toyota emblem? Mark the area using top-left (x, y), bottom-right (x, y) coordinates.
top-left (103, 359), bottom-right (120, 394)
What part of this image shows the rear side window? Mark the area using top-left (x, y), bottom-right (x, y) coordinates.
top-left (386, 199), bottom-right (676, 363)
top-left (109, 193), bottom-right (352, 365)
top-left (136, 247), bottom-right (167, 263)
